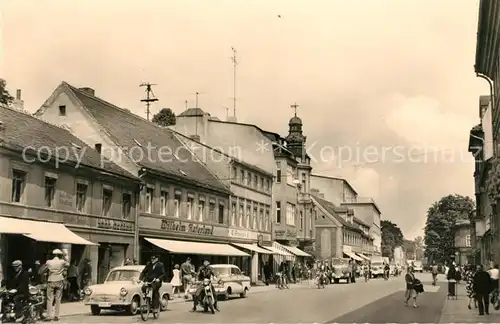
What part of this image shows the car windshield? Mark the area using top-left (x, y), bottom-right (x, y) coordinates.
top-left (106, 270), bottom-right (140, 282)
top-left (372, 262), bottom-right (383, 267)
top-left (211, 268), bottom-right (230, 276)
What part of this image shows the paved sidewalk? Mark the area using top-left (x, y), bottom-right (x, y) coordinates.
top-left (439, 282), bottom-right (500, 323)
top-left (59, 282), bottom-right (311, 317)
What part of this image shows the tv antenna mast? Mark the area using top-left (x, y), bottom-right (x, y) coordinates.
top-left (230, 47), bottom-right (237, 118)
top-left (140, 83), bottom-right (158, 121)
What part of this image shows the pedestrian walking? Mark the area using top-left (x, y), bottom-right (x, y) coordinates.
top-left (473, 264), bottom-right (492, 316)
top-left (170, 264), bottom-right (182, 298)
top-left (488, 264), bottom-right (499, 309)
top-left (43, 249), bottom-right (69, 321)
top-left (80, 259), bottom-right (91, 290)
top-left (404, 266), bottom-right (419, 308)
top-left (465, 265), bottom-right (477, 309)
top-left (67, 260), bottom-right (79, 301)
top-left (180, 257), bottom-right (193, 299)
top-left (447, 262), bottom-right (457, 298)
top-left (431, 263), bottom-right (439, 285)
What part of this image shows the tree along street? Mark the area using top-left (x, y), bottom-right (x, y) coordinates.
top-left (60, 274), bottom-right (446, 323)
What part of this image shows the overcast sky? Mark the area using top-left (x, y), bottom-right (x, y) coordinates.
top-left (1, 0), bottom-right (485, 239)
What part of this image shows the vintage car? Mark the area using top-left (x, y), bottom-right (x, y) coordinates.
top-left (187, 264), bottom-right (251, 299)
top-left (83, 265), bottom-right (172, 315)
top-left (370, 261), bottom-right (384, 278)
top-left (331, 258), bottom-right (352, 284)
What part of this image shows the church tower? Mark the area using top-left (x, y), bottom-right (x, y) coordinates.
top-left (285, 103), bottom-right (307, 160)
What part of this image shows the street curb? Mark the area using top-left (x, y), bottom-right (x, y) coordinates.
top-left (59, 284), bottom-right (310, 318)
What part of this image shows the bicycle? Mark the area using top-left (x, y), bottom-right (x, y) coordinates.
top-left (275, 272), bottom-right (289, 289)
top-left (140, 282), bottom-right (159, 321)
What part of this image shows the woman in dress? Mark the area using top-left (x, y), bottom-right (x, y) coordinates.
top-left (170, 264), bottom-right (182, 298)
top-left (466, 265), bottom-right (477, 309)
top-left (405, 266), bottom-right (418, 308)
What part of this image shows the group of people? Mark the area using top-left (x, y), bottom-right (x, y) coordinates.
top-left (462, 263), bottom-right (500, 316)
top-left (1, 249), bottom-right (88, 321)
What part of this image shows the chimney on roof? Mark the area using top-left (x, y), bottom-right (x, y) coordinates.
top-left (94, 143), bottom-right (102, 154)
top-left (226, 116), bottom-right (237, 123)
top-left (79, 87), bottom-right (95, 96)
top-left (190, 135), bottom-right (201, 142)
top-left (12, 89), bottom-right (24, 111)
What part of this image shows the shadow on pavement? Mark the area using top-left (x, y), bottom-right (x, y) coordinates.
top-left (327, 282), bottom-right (447, 324)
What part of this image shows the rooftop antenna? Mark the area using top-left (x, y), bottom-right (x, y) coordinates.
top-left (223, 106), bottom-right (229, 119)
top-left (230, 47), bottom-right (237, 118)
top-left (140, 83), bottom-right (158, 121)
top-left (291, 102), bottom-right (299, 116)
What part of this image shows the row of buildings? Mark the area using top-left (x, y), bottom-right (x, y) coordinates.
top-left (0, 81), bottom-right (382, 284)
top-left (466, 0), bottom-right (499, 267)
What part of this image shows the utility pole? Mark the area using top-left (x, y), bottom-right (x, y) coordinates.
top-left (231, 47), bottom-right (237, 118)
top-left (140, 83), bottom-right (158, 121)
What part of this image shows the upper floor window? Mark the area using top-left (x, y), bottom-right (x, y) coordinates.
top-left (276, 201), bottom-right (281, 223)
top-left (231, 203), bottom-right (237, 226)
top-left (253, 207), bottom-right (257, 229)
top-left (122, 193), bottom-right (132, 219)
top-left (187, 197), bottom-right (194, 220)
top-left (286, 164), bottom-right (294, 185)
top-left (276, 162), bottom-right (281, 183)
top-left (174, 193), bottom-right (181, 217)
top-left (260, 177), bottom-right (264, 190)
top-left (286, 203), bottom-right (295, 225)
top-left (58, 105), bottom-right (66, 116)
top-left (246, 172), bottom-right (252, 186)
top-left (253, 175), bottom-right (258, 188)
top-left (76, 183), bottom-right (88, 212)
top-left (102, 188), bottom-right (112, 216)
top-left (240, 170), bottom-right (245, 183)
top-left (239, 204), bottom-right (244, 227)
top-left (160, 190), bottom-right (168, 216)
top-left (198, 200), bottom-right (205, 221)
top-left (266, 180), bottom-right (271, 192)
top-left (232, 166), bottom-right (237, 181)
top-left (265, 209), bottom-right (270, 231)
top-left (11, 170), bottom-right (26, 203)
top-left (145, 187), bottom-right (154, 213)
top-left (301, 172), bottom-right (306, 192)
top-left (45, 176), bottom-right (57, 207)
top-left (300, 210), bottom-right (303, 230)
top-left (218, 203), bottom-right (224, 224)
top-left (209, 202), bottom-right (216, 221)
top-left (259, 209), bottom-right (264, 230)
top-left (465, 234), bottom-right (471, 247)
top-left (246, 205), bottom-right (251, 228)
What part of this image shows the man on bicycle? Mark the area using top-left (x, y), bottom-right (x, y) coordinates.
top-left (139, 255), bottom-right (165, 312)
top-left (191, 259), bottom-right (219, 312)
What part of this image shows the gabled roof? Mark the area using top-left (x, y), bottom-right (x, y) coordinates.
top-left (0, 106), bottom-right (136, 180)
top-left (64, 83), bottom-right (230, 194)
top-left (312, 195), bottom-right (361, 232)
top-left (311, 174), bottom-right (359, 196)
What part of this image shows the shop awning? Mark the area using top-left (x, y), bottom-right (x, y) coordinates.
top-left (0, 216), bottom-right (97, 245)
top-left (356, 253), bottom-right (370, 261)
top-left (282, 245), bottom-right (312, 257)
top-left (145, 238), bottom-right (250, 256)
top-left (231, 243), bottom-right (272, 254)
top-left (343, 251), bottom-right (363, 261)
top-left (261, 245), bottom-right (293, 257)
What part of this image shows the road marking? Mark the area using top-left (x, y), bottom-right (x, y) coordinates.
top-left (423, 285), bottom-right (440, 292)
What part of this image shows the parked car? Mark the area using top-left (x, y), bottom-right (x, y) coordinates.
top-left (83, 265), bottom-right (172, 315)
top-left (370, 262), bottom-right (384, 278)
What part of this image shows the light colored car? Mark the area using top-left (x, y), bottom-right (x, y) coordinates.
top-left (187, 264), bottom-right (251, 299)
top-left (83, 265), bottom-right (172, 315)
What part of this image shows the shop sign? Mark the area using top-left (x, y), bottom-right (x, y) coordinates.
top-left (228, 228), bottom-right (254, 239)
top-left (275, 229), bottom-right (297, 239)
top-left (98, 218), bottom-right (134, 232)
top-left (161, 219), bottom-right (214, 235)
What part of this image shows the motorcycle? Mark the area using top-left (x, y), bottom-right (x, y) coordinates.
top-left (1, 285), bottom-right (45, 323)
top-left (316, 273), bottom-right (327, 289)
top-left (201, 279), bottom-right (215, 314)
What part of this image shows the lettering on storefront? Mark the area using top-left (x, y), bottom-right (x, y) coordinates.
top-left (97, 218), bottom-right (134, 232)
top-left (275, 229), bottom-right (297, 239)
top-left (161, 220), bottom-right (214, 235)
top-left (58, 192), bottom-right (74, 208)
top-left (228, 229), bottom-right (251, 239)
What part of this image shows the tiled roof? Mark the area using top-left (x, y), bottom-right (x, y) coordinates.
top-left (65, 83), bottom-right (230, 194)
top-left (179, 108), bottom-right (206, 117)
top-left (0, 106), bottom-right (137, 180)
top-left (312, 195), bottom-right (360, 231)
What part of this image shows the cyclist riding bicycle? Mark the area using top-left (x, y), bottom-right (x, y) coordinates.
top-left (139, 255), bottom-right (165, 312)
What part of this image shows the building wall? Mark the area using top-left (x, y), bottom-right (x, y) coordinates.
top-left (0, 147), bottom-right (137, 283)
top-left (273, 157), bottom-right (299, 243)
top-left (310, 176), bottom-right (357, 206)
top-left (455, 225), bottom-right (472, 248)
top-left (341, 203), bottom-right (382, 254)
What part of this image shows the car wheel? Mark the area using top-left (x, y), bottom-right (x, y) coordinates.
top-left (90, 305), bottom-right (101, 316)
top-left (240, 288), bottom-right (247, 298)
top-left (160, 294), bottom-right (169, 311)
top-left (128, 296), bottom-right (140, 315)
